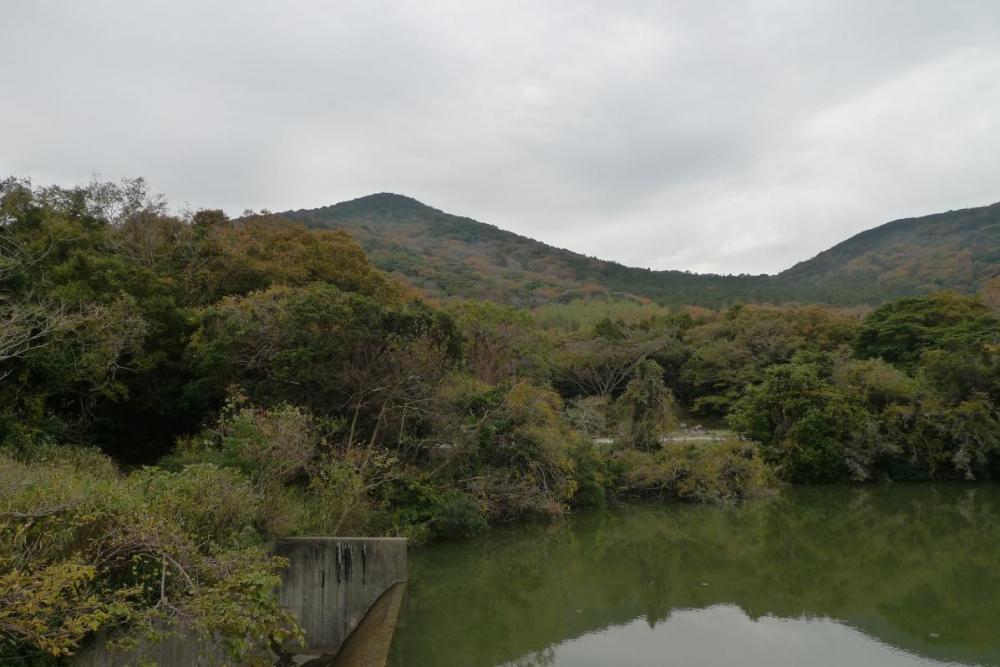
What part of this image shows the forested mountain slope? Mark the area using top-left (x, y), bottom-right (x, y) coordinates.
top-left (283, 194), bottom-right (767, 307)
top-left (774, 202), bottom-right (1000, 303)
top-left (283, 194), bottom-right (1000, 307)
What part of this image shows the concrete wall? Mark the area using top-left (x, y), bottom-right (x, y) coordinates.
top-left (274, 537), bottom-right (407, 655)
top-left (70, 537), bottom-right (408, 666)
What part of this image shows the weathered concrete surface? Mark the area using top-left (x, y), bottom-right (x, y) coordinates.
top-left (274, 537), bottom-right (408, 656)
top-left (291, 581), bottom-right (408, 667)
top-left (330, 581), bottom-right (407, 667)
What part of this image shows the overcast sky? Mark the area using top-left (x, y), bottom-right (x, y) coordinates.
top-left (3, 1), bottom-right (999, 274)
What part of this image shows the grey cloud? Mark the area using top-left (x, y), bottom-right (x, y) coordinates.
top-left (3, 0), bottom-right (999, 274)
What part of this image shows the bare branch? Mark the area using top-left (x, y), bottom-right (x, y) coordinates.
top-left (0, 297), bottom-right (69, 364)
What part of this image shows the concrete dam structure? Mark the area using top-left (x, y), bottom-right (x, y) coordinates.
top-left (274, 537), bottom-right (408, 658)
top-left (71, 537), bottom-right (408, 667)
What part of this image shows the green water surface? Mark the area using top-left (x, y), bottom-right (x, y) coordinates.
top-left (389, 485), bottom-right (1000, 666)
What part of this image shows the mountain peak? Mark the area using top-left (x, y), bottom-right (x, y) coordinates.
top-left (306, 192), bottom-right (440, 219)
top-left (347, 192), bottom-right (427, 207)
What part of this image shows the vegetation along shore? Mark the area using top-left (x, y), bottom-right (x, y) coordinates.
top-left (2, 177), bottom-right (999, 664)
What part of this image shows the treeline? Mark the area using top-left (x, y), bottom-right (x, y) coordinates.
top-left (2, 178), bottom-right (999, 662)
top-left (557, 292), bottom-right (1000, 482)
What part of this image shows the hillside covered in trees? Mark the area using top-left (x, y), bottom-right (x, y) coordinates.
top-left (284, 194), bottom-right (1000, 308)
top-left (2, 177), bottom-right (1000, 663)
top-left (283, 194), bottom-right (769, 307)
top-left (777, 201), bottom-right (1000, 303)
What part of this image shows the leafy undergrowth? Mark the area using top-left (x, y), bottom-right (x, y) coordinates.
top-left (0, 446), bottom-right (300, 665)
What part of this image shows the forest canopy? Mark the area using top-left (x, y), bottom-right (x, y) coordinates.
top-left (2, 177), bottom-right (999, 663)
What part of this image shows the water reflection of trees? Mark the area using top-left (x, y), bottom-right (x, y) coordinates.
top-left (390, 485), bottom-right (1000, 667)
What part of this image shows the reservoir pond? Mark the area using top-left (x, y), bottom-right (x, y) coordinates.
top-left (389, 485), bottom-right (1000, 666)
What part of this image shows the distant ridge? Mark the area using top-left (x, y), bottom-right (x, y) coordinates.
top-left (282, 195), bottom-right (1000, 307)
top-left (776, 202), bottom-right (1000, 302)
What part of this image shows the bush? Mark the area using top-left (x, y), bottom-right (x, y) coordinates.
top-left (615, 359), bottom-right (675, 451)
top-left (728, 362), bottom-right (857, 482)
top-left (0, 452), bottom-right (300, 663)
top-left (568, 439), bottom-right (608, 510)
top-left (429, 492), bottom-right (488, 539)
top-left (166, 400), bottom-right (320, 492)
top-left (439, 379), bottom-right (582, 522)
top-left (565, 395), bottom-right (611, 438)
top-left (613, 439), bottom-right (774, 504)
top-left (296, 452), bottom-right (389, 537)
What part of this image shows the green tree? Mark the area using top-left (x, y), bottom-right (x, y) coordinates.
top-left (447, 300), bottom-right (549, 385)
top-left (729, 362), bottom-right (857, 482)
top-left (855, 292), bottom-right (1000, 368)
top-left (189, 283), bottom-right (461, 451)
top-left (616, 359), bottom-right (675, 451)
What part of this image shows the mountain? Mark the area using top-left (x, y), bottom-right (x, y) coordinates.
top-left (281, 194), bottom-right (1000, 307)
top-left (282, 194), bottom-right (768, 307)
top-left (774, 202), bottom-right (1000, 303)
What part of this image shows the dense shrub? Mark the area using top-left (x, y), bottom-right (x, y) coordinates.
top-left (0, 451), bottom-right (299, 663)
top-left (855, 292), bottom-right (1000, 368)
top-left (730, 348), bottom-right (1000, 482)
top-left (428, 492), bottom-right (489, 539)
top-left (434, 378), bottom-right (584, 522)
top-left (166, 400), bottom-right (320, 491)
top-left (728, 362), bottom-right (856, 482)
top-left (612, 439), bottom-right (773, 503)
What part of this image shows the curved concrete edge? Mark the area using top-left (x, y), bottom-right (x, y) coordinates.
top-left (293, 581), bottom-right (408, 667)
top-left (273, 537), bottom-right (408, 656)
